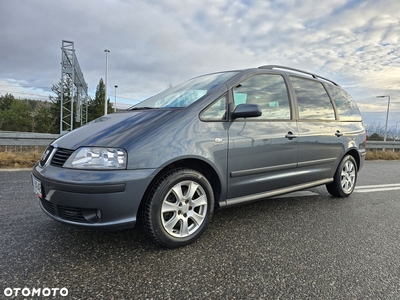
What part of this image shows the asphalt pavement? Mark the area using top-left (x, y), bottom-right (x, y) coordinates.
top-left (1, 161), bottom-right (400, 299)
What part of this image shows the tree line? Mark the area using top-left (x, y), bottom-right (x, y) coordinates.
top-left (1, 80), bottom-right (398, 141)
top-left (0, 78), bottom-right (113, 134)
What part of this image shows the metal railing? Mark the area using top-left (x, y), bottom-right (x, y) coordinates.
top-left (365, 141), bottom-right (400, 150)
top-left (0, 132), bottom-right (399, 150)
top-left (0, 132), bottom-right (60, 147)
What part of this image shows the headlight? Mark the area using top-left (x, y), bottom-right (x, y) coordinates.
top-left (64, 147), bottom-right (127, 170)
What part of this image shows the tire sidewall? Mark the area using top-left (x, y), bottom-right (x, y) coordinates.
top-left (336, 155), bottom-right (357, 196)
top-left (148, 168), bottom-right (214, 248)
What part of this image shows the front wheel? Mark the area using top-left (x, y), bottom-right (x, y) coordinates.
top-left (326, 155), bottom-right (358, 197)
top-left (143, 168), bottom-right (214, 248)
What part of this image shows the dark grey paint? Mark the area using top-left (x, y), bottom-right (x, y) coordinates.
top-left (32, 66), bottom-right (366, 230)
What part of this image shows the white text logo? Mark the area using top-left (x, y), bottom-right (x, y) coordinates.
top-left (4, 287), bottom-right (68, 297)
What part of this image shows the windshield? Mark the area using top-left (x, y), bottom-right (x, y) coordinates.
top-left (129, 71), bottom-right (238, 109)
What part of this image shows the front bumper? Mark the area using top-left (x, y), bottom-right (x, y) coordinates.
top-left (32, 164), bottom-right (157, 230)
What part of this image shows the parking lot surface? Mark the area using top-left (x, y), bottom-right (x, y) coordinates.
top-left (1, 161), bottom-right (400, 299)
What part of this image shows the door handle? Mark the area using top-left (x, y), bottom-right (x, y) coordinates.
top-left (335, 130), bottom-right (343, 137)
top-left (285, 131), bottom-right (298, 140)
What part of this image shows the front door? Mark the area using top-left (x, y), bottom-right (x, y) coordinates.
top-left (226, 73), bottom-right (298, 200)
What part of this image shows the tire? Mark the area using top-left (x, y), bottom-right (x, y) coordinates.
top-left (143, 168), bottom-right (214, 248)
top-left (326, 155), bottom-right (358, 197)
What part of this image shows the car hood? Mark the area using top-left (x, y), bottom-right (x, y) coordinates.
top-left (52, 109), bottom-right (181, 150)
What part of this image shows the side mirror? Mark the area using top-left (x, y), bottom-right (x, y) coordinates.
top-left (231, 104), bottom-right (262, 119)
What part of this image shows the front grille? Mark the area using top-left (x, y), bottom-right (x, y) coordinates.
top-left (50, 148), bottom-right (74, 167)
top-left (58, 205), bottom-right (87, 223)
top-left (40, 199), bottom-right (55, 215)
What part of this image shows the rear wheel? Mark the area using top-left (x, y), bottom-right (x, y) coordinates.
top-left (326, 155), bottom-right (357, 197)
top-left (143, 168), bottom-right (214, 248)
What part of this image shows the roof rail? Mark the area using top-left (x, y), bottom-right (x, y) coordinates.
top-left (259, 65), bottom-right (338, 86)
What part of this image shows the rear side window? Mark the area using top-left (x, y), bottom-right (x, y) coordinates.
top-left (233, 74), bottom-right (291, 120)
top-left (325, 84), bottom-right (362, 121)
top-left (290, 76), bottom-right (335, 120)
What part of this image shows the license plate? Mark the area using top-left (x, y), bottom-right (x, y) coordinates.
top-left (32, 174), bottom-right (43, 199)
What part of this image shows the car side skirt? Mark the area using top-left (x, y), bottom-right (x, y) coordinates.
top-left (221, 178), bottom-right (333, 207)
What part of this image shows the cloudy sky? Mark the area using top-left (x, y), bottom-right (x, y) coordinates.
top-left (1, 0), bottom-right (399, 127)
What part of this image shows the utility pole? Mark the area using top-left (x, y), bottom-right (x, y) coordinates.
top-left (376, 95), bottom-right (391, 151)
top-left (104, 49), bottom-right (110, 115)
top-left (114, 85), bottom-right (118, 112)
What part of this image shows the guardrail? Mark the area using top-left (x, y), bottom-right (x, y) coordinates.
top-left (0, 132), bottom-right (59, 147)
top-left (365, 141), bottom-right (400, 150)
top-left (0, 132), bottom-right (399, 150)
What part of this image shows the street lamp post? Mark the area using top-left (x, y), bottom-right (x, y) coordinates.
top-left (104, 49), bottom-right (110, 116)
top-left (376, 95), bottom-right (391, 142)
top-left (114, 85), bottom-right (118, 112)
top-left (395, 121), bottom-right (400, 141)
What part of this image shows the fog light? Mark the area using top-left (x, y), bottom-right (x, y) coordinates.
top-left (82, 208), bottom-right (102, 223)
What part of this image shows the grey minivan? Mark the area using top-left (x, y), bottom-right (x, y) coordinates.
top-left (32, 65), bottom-right (366, 248)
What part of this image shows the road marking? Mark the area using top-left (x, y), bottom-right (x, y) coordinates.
top-left (355, 183), bottom-right (400, 193)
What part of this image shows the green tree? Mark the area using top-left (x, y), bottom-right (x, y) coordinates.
top-left (0, 94), bottom-right (14, 129)
top-left (88, 78), bottom-right (113, 122)
top-left (33, 103), bottom-right (54, 133)
top-left (0, 93), bottom-right (15, 110)
top-left (0, 93), bottom-right (32, 131)
top-left (0, 97), bottom-right (32, 131)
top-left (25, 99), bottom-right (38, 110)
top-left (49, 77), bottom-right (76, 133)
top-left (368, 133), bottom-right (383, 141)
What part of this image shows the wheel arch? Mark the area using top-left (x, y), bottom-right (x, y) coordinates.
top-left (345, 148), bottom-right (361, 171)
top-left (138, 158), bottom-right (223, 218)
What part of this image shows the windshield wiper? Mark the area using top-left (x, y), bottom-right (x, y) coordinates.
top-left (128, 107), bottom-right (159, 111)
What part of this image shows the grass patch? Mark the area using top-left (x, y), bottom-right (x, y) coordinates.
top-left (366, 149), bottom-right (400, 160)
top-left (0, 149), bottom-right (398, 169)
top-left (0, 151), bottom-right (43, 169)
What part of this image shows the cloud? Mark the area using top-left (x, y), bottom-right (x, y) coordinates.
top-left (0, 0), bottom-right (399, 121)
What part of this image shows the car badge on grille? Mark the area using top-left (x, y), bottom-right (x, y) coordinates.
top-left (40, 149), bottom-right (51, 162)
top-left (39, 146), bottom-right (54, 167)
